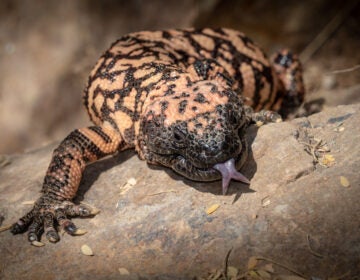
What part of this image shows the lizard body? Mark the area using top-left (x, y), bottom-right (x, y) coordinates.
top-left (11, 28), bottom-right (304, 243)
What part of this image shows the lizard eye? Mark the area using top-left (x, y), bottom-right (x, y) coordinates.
top-left (172, 126), bottom-right (187, 148)
top-left (228, 110), bottom-right (240, 126)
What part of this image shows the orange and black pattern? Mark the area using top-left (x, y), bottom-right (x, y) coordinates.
top-left (11, 28), bottom-right (305, 243)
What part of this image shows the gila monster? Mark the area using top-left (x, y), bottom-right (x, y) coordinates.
top-left (11, 28), bottom-right (304, 243)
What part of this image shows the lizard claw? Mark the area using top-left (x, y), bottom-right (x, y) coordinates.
top-left (213, 158), bottom-right (250, 195)
top-left (11, 195), bottom-right (99, 243)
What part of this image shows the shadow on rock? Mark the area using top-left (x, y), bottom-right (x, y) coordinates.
top-left (75, 149), bottom-right (136, 203)
top-left (74, 124), bottom-right (259, 203)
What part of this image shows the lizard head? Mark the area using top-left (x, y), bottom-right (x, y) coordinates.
top-left (271, 49), bottom-right (305, 118)
top-left (139, 83), bottom-right (250, 194)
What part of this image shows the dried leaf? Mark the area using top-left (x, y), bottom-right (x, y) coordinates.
top-left (328, 271), bottom-right (351, 280)
top-left (306, 234), bottom-right (324, 258)
top-left (257, 269), bottom-right (272, 279)
top-left (73, 229), bottom-right (88, 236)
top-left (81, 244), bottom-right (94, 256)
top-left (334, 126), bottom-right (345, 132)
top-left (31, 241), bottom-right (45, 247)
top-left (118, 267), bottom-right (130, 275)
top-left (247, 256), bottom-right (258, 270)
top-left (119, 178), bottom-right (137, 195)
top-left (206, 204), bottom-right (220, 215)
top-left (256, 121), bottom-right (264, 127)
top-left (319, 154), bottom-right (335, 167)
top-left (261, 196), bottom-right (271, 207)
top-left (264, 263), bottom-right (274, 273)
top-left (127, 177), bottom-right (137, 186)
top-left (22, 200), bottom-right (35, 205)
top-left (0, 155), bottom-right (11, 167)
top-left (277, 275), bottom-right (306, 280)
top-left (340, 176), bottom-right (350, 187)
top-left (208, 269), bottom-right (222, 280)
top-left (248, 270), bottom-right (259, 277)
top-left (255, 257), bottom-right (306, 278)
top-left (227, 266), bottom-right (238, 278)
top-left (0, 224), bottom-right (12, 232)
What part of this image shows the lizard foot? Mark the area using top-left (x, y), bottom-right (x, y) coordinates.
top-left (251, 110), bottom-right (282, 125)
top-left (244, 106), bottom-right (282, 125)
top-left (10, 195), bottom-right (100, 243)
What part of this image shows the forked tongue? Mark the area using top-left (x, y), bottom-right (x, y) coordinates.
top-left (213, 158), bottom-right (250, 195)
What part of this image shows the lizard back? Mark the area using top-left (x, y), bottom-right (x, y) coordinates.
top-left (83, 28), bottom-right (302, 148)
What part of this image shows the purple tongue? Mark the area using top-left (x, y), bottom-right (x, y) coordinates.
top-left (213, 158), bottom-right (250, 195)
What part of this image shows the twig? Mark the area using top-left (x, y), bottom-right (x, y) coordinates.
top-left (0, 224), bottom-right (12, 232)
top-left (298, 139), bottom-right (322, 162)
top-left (300, 0), bottom-right (359, 63)
top-left (325, 64), bottom-right (360, 75)
top-left (223, 248), bottom-right (233, 279)
top-left (331, 271), bottom-right (351, 280)
top-left (256, 256), bottom-right (307, 278)
top-left (147, 190), bottom-right (178, 196)
top-left (0, 155), bottom-right (11, 168)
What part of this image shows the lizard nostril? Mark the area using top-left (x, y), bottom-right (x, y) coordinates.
top-left (203, 141), bottom-right (218, 155)
top-left (204, 145), bottom-right (214, 156)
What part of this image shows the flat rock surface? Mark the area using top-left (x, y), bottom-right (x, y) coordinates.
top-left (1, 104), bottom-right (359, 279)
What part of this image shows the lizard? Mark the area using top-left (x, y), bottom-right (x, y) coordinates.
top-left (11, 28), bottom-right (305, 244)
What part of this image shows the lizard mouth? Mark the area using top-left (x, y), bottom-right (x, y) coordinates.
top-left (151, 145), bottom-right (249, 195)
top-left (146, 136), bottom-right (250, 194)
top-left (175, 153), bottom-right (250, 195)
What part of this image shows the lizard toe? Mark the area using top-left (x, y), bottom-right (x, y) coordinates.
top-left (54, 208), bottom-right (78, 235)
top-left (43, 212), bottom-right (60, 243)
top-left (11, 219), bottom-right (28, 234)
top-left (62, 219), bottom-right (78, 235)
top-left (64, 202), bottom-right (100, 217)
top-left (46, 230), bottom-right (60, 243)
top-left (11, 208), bottom-right (36, 234)
top-left (27, 216), bottom-right (43, 242)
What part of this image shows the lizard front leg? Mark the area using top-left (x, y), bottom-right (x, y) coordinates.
top-left (11, 124), bottom-right (123, 243)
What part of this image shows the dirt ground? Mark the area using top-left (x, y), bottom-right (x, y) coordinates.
top-left (0, 0), bottom-right (359, 154)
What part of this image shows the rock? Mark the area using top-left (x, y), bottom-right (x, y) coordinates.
top-left (0, 104), bottom-right (359, 279)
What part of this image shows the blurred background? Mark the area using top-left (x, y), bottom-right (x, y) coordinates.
top-left (0, 0), bottom-right (359, 154)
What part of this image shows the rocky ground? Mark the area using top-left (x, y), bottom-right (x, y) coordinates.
top-left (1, 104), bottom-right (359, 279)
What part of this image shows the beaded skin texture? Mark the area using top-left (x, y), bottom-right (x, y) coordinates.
top-left (11, 28), bottom-right (305, 243)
